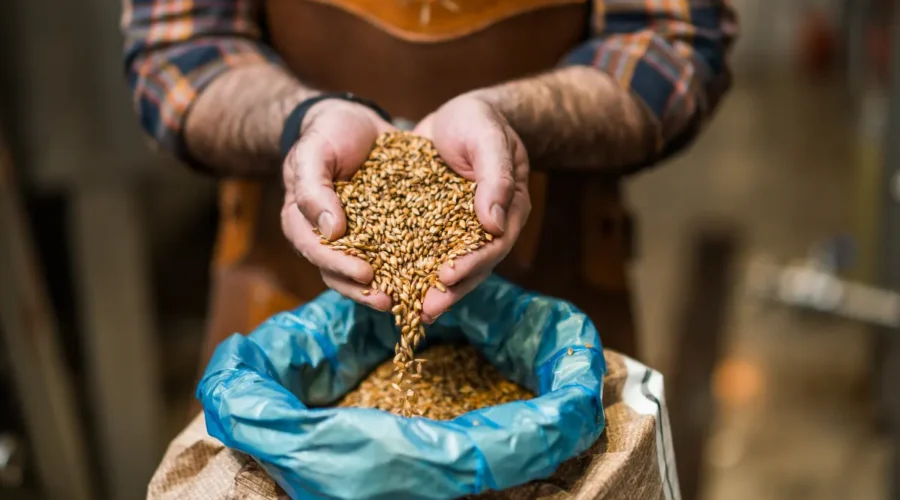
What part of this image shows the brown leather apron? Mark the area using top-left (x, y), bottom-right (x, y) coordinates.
top-left (199, 0), bottom-right (638, 381)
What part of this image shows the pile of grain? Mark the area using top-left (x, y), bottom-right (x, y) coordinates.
top-left (319, 132), bottom-right (492, 416)
top-left (337, 344), bottom-right (534, 420)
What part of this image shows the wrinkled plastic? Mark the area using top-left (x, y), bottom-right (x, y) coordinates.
top-left (198, 275), bottom-right (606, 500)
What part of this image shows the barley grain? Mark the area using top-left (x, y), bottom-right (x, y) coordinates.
top-left (337, 344), bottom-right (534, 420)
top-left (318, 132), bottom-right (493, 416)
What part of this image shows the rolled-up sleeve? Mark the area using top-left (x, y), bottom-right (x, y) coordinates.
top-left (121, 0), bottom-right (283, 157)
top-left (565, 0), bottom-right (738, 156)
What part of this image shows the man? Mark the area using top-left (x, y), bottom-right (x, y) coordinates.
top-left (122, 0), bottom-right (737, 364)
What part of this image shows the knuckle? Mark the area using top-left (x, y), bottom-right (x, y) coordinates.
top-left (485, 123), bottom-right (506, 142)
top-left (493, 172), bottom-right (516, 199)
top-left (293, 241), bottom-right (314, 263)
top-left (280, 206), bottom-right (296, 238)
top-left (522, 193), bottom-right (533, 214)
top-left (293, 187), bottom-right (316, 214)
top-left (498, 168), bottom-right (516, 186)
top-left (294, 240), bottom-right (314, 262)
top-left (283, 159), bottom-right (299, 188)
top-left (482, 129), bottom-right (509, 156)
top-left (284, 144), bottom-right (304, 174)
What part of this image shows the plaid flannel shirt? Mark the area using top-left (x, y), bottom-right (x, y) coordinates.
top-left (122, 0), bottom-right (737, 161)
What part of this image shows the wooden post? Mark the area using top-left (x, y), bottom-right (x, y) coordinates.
top-left (68, 184), bottom-right (164, 500)
top-left (668, 226), bottom-right (739, 500)
top-left (879, 2), bottom-right (900, 497)
top-left (0, 136), bottom-right (95, 500)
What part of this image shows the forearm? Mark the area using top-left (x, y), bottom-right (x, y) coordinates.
top-left (476, 66), bottom-right (657, 172)
top-left (184, 64), bottom-right (318, 177)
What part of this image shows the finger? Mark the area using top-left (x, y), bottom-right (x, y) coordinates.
top-left (286, 130), bottom-right (346, 241)
top-left (412, 113), bottom-right (435, 138)
top-left (471, 126), bottom-right (517, 236)
top-left (438, 189), bottom-right (530, 286)
top-left (282, 203), bottom-right (374, 284)
top-left (421, 270), bottom-right (492, 323)
top-left (321, 270), bottom-right (392, 312)
top-left (437, 240), bottom-right (505, 288)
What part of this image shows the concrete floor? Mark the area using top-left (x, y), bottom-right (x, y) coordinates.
top-left (627, 71), bottom-right (889, 500)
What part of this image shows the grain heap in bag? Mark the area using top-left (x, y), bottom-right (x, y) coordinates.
top-left (318, 131), bottom-right (493, 417)
top-left (338, 344), bottom-right (534, 420)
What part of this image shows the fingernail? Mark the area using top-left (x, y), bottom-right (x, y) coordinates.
top-left (490, 204), bottom-right (507, 234)
top-left (317, 211), bottom-right (335, 240)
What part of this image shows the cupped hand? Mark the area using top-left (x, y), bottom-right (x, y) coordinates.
top-left (281, 99), bottom-right (395, 311)
top-left (414, 93), bottom-right (531, 323)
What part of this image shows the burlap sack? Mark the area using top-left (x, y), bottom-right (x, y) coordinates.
top-left (148, 351), bottom-right (679, 500)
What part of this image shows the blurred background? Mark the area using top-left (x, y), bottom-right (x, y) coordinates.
top-left (2, 0), bottom-right (900, 498)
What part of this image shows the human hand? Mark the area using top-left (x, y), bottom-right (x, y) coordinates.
top-left (281, 99), bottom-right (395, 311)
top-left (414, 93), bottom-right (531, 323)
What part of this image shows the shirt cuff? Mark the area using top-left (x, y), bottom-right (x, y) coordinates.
top-left (129, 38), bottom-right (284, 164)
top-left (563, 33), bottom-right (706, 154)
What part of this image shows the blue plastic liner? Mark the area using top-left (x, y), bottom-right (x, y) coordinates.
top-left (198, 275), bottom-right (606, 499)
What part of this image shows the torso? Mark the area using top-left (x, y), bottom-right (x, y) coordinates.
top-left (264, 0), bottom-right (591, 120)
top-left (199, 0), bottom-right (638, 387)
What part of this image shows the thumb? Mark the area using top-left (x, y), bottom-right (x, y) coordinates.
top-left (413, 113), bottom-right (435, 138)
top-left (286, 133), bottom-right (347, 241)
top-left (471, 128), bottom-right (516, 236)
